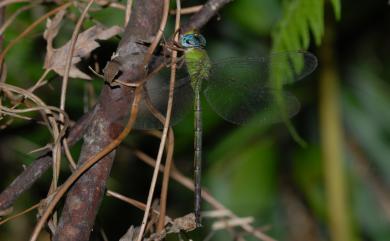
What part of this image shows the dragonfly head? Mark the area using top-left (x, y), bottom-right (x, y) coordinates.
top-left (179, 32), bottom-right (206, 49)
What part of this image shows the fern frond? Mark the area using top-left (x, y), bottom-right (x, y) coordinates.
top-left (270, 0), bottom-right (341, 146)
top-left (272, 0), bottom-right (341, 51)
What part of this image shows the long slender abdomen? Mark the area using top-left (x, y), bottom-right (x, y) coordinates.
top-left (193, 88), bottom-right (202, 227)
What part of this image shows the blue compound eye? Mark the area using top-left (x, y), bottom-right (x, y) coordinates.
top-left (180, 33), bottom-right (206, 48)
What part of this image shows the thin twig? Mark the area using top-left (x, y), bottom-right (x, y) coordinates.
top-left (0, 3), bottom-right (36, 35)
top-left (136, 0), bottom-right (172, 239)
top-left (0, 2), bottom-right (72, 63)
top-left (95, 0), bottom-right (125, 10)
top-left (0, 203), bottom-right (40, 226)
top-left (0, 105), bottom-right (67, 122)
top-left (139, 84), bottom-right (176, 232)
top-left (212, 217), bottom-right (254, 230)
top-left (125, 0), bottom-right (133, 26)
top-left (56, 0), bottom-right (95, 190)
top-left (0, 82), bottom-right (66, 220)
top-left (157, 128), bottom-right (175, 231)
top-left (157, 0), bottom-right (181, 232)
top-left (0, 83), bottom-right (69, 147)
top-left (0, 110), bottom-right (93, 211)
top-left (107, 190), bottom-right (157, 214)
top-left (28, 69), bottom-right (51, 93)
top-left (60, 0), bottom-right (94, 120)
top-left (170, 5), bottom-right (202, 15)
top-left (63, 139), bottom-right (77, 170)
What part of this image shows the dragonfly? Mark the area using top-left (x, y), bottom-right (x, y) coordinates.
top-left (132, 32), bottom-right (318, 227)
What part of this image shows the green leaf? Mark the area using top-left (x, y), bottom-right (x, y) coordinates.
top-left (331, 0), bottom-right (342, 20)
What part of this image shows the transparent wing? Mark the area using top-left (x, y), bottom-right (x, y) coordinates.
top-left (204, 86), bottom-right (301, 125)
top-left (203, 51), bottom-right (317, 125)
top-left (133, 68), bottom-right (193, 130)
top-left (207, 51), bottom-right (318, 86)
top-left (267, 51), bottom-right (317, 83)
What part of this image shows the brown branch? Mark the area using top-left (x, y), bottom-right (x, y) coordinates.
top-left (50, 1), bottom-right (164, 241)
top-left (33, 86), bottom-right (143, 241)
top-left (182, 0), bottom-right (233, 32)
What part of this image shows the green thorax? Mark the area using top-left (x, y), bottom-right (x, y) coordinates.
top-left (184, 48), bottom-right (211, 91)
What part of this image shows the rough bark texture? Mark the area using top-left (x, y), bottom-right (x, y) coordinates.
top-left (52, 1), bottom-right (164, 241)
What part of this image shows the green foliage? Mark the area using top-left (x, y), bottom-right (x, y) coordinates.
top-left (273, 0), bottom-right (319, 50)
top-left (269, 0), bottom-right (340, 146)
top-left (272, 0), bottom-right (341, 50)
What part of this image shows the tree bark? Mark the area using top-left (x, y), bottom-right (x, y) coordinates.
top-left (52, 1), bottom-right (164, 240)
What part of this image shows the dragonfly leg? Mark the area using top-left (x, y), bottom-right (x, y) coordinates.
top-left (88, 66), bottom-right (104, 79)
top-left (163, 43), bottom-right (186, 55)
top-left (90, 64), bottom-right (136, 88)
top-left (163, 30), bottom-right (186, 53)
top-left (164, 55), bottom-right (185, 68)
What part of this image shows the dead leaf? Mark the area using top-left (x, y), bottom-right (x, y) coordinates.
top-left (44, 25), bottom-right (123, 79)
top-left (119, 226), bottom-right (140, 241)
top-left (170, 213), bottom-right (197, 233)
top-left (44, 10), bottom-right (66, 52)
